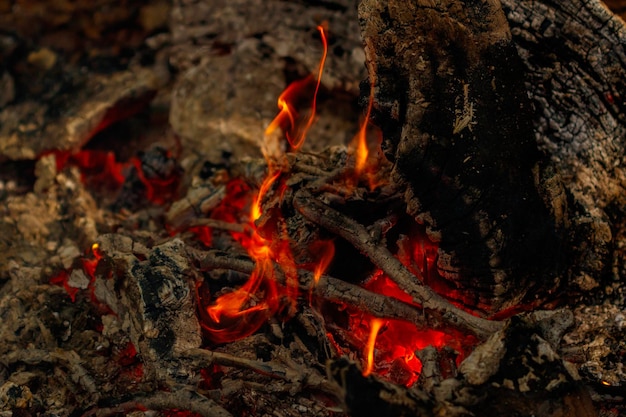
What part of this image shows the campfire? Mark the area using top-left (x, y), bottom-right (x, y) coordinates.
top-left (1, 0), bottom-right (626, 416)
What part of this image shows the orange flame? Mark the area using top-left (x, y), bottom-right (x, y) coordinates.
top-left (251, 169), bottom-right (281, 222)
top-left (311, 240), bottom-right (335, 286)
top-left (264, 76), bottom-right (310, 138)
top-left (354, 85), bottom-right (374, 175)
top-left (202, 255), bottom-right (278, 344)
top-left (363, 318), bottom-right (384, 376)
top-left (198, 27), bottom-right (332, 345)
top-left (264, 25), bottom-right (328, 151)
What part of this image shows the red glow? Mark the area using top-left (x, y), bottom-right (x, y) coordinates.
top-left (363, 271), bottom-right (414, 305)
top-left (50, 243), bottom-right (103, 303)
top-left (81, 242), bottom-right (102, 279)
top-left (188, 225), bottom-right (212, 247)
top-left (115, 342), bottom-right (144, 384)
top-left (49, 149), bottom-right (179, 205)
top-left (396, 234), bottom-right (438, 286)
top-left (198, 365), bottom-right (223, 391)
top-left (349, 308), bottom-right (454, 386)
top-left (49, 270), bottom-right (79, 302)
top-left (350, 269), bottom-right (477, 386)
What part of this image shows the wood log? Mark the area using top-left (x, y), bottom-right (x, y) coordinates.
top-left (501, 0), bottom-right (626, 290)
top-left (358, 0), bottom-right (567, 313)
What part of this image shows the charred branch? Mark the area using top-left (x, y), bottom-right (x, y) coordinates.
top-left (188, 247), bottom-right (434, 328)
top-left (293, 190), bottom-right (503, 339)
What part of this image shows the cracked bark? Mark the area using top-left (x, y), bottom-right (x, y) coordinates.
top-left (358, 0), bottom-right (566, 314)
top-left (501, 0), bottom-right (626, 288)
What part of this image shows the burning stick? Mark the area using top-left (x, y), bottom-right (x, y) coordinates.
top-left (293, 190), bottom-right (504, 339)
top-left (189, 248), bottom-right (434, 326)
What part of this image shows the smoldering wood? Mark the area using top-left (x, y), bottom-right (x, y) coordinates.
top-left (0, 67), bottom-right (162, 161)
top-left (293, 189), bottom-right (503, 339)
top-left (326, 310), bottom-right (594, 417)
top-left (1, 0), bottom-right (626, 415)
top-left (500, 0), bottom-right (626, 289)
top-left (188, 247), bottom-right (434, 327)
top-left (358, 0), bottom-right (566, 314)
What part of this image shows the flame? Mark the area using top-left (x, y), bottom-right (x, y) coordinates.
top-left (363, 318), bottom-right (384, 376)
top-left (264, 25), bottom-right (328, 152)
top-left (251, 169), bottom-right (281, 222)
top-left (354, 85), bottom-right (374, 175)
top-left (194, 23), bottom-right (479, 385)
top-left (311, 240), bottom-right (335, 286)
top-left (197, 26), bottom-right (333, 344)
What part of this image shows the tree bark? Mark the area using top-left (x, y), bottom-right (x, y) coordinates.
top-left (501, 0), bottom-right (626, 289)
top-left (358, 0), bottom-right (566, 313)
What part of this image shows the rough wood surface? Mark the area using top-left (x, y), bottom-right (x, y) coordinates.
top-left (2, 1), bottom-right (626, 416)
top-left (358, 0), bottom-right (565, 313)
top-left (501, 0), bottom-right (626, 288)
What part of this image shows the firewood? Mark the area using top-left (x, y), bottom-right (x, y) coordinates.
top-left (294, 190), bottom-right (503, 339)
top-left (358, 0), bottom-right (566, 313)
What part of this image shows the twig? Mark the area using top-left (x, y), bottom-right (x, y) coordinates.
top-left (82, 389), bottom-right (232, 417)
top-left (188, 218), bottom-right (247, 234)
top-left (181, 348), bottom-right (336, 395)
top-left (293, 190), bottom-right (503, 339)
top-left (182, 348), bottom-right (295, 380)
top-left (188, 248), bottom-right (432, 327)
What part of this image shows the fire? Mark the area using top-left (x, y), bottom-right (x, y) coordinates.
top-left (354, 85), bottom-right (374, 175)
top-left (251, 169), bottom-right (281, 222)
top-left (311, 240), bottom-right (335, 286)
top-left (198, 26), bottom-right (332, 343)
top-left (264, 25), bottom-right (328, 152)
top-left (49, 242), bottom-right (105, 306)
top-left (193, 23), bottom-right (478, 385)
top-left (363, 318), bottom-right (384, 376)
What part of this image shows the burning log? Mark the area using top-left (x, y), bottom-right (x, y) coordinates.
top-left (358, 0), bottom-right (566, 313)
top-left (2, 0), bottom-right (626, 415)
top-left (501, 0), bottom-right (626, 291)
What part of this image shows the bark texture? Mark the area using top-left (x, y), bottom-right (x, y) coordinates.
top-left (501, 0), bottom-right (626, 289)
top-left (358, 0), bottom-right (566, 313)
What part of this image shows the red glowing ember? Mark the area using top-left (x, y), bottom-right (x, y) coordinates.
top-left (49, 148), bottom-right (179, 205)
top-left (190, 24), bottom-right (479, 387)
top-left (50, 243), bottom-right (103, 303)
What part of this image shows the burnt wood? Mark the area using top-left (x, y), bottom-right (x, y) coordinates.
top-left (358, 0), bottom-right (566, 313)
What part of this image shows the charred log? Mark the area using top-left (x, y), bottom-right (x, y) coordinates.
top-left (358, 0), bottom-right (567, 313)
top-left (501, 0), bottom-right (626, 290)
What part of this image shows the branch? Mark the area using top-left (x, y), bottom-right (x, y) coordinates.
top-left (188, 248), bottom-right (432, 327)
top-left (293, 190), bottom-right (503, 339)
